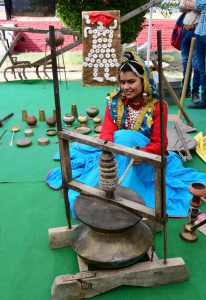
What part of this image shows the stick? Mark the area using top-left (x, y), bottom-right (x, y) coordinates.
top-left (152, 59), bottom-right (193, 127)
top-left (178, 37), bottom-right (196, 119)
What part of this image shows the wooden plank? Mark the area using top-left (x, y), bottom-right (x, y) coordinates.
top-left (68, 180), bottom-right (162, 223)
top-left (0, 26), bottom-right (79, 36)
top-left (51, 257), bottom-right (189, 300)
top-left (121, 0), bottom-right (163, 23)
top-left (58, 130), bottom-right (162, 167)
top-left (48, 225), bottom-right (77, 249)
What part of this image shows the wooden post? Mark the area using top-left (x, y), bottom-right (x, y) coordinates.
top-left (152, 59), bottom-right (193, 127)
top-left (178, 37), bottom-right (196, 119)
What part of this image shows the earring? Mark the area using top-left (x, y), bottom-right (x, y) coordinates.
top-left (143, 92), bottom-right (147, 99)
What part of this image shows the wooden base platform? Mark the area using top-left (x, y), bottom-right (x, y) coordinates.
top-left (49, 226), bottom-right (189, 300)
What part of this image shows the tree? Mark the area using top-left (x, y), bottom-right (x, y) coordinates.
top-left (56, 0), bottom-right (149, 44)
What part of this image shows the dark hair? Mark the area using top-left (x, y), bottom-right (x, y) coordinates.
top-left (119, 51), bottom-right (144, 77)
top-left (120, 62), bottom-right (144, 76)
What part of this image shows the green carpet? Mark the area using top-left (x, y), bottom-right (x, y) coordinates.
top-left (0, 80), bottom-right (206, 300)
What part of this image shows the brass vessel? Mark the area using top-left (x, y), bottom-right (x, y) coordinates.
top-left (71, 187), bottom-right (152, 269)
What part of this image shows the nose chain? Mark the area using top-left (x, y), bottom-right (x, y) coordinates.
top-left (125, 105), bottom-right (140, 129)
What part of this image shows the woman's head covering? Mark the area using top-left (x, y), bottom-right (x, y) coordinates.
top-left (119, 48), bottom-right (159, 102)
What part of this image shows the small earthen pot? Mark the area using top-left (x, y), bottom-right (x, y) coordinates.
top-left (46, 116), bottom-right (56, 127)
top-left (93, 116), bottom-right (102, 124)
top-left (27, 115), bottom-right (37, 127)
top-left (63, 114), bottom-right (75, 126)
top-left (86, 106), bottom-right (99, 118)
top-left (189, 183), bottom-right (206, 197)
top-left (78, 114), bottom-right (89, 124)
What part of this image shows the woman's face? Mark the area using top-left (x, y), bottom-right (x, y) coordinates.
top-left (119, 71), bottom-right (144, 103)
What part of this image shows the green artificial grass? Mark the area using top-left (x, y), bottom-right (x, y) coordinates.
top-left (0, 80), bottom-right (206, 300)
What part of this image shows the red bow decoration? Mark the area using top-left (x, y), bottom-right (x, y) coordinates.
top-left (89, 12), bottom-right (115, 26)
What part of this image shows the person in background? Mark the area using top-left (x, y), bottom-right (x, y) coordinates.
top-left (185, 0), bottom-right (206, 108)
top-left (179, 0), bottom-right (200, 102)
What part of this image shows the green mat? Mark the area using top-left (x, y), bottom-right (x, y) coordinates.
top-left (0, 80), bottom-right (206, 300)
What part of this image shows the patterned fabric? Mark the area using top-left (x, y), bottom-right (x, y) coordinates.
top-left (106, 49), bottom-right (159, 133)
top-left (107, 91), bottom-right (154, 137)
top-left (195, 0), bottom-right (206, 35)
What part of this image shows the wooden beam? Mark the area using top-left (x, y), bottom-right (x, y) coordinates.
top-left (121, 0), bottom-right (163, 23)
top-left (0, 26), bottom-right (80, 36)
top-left (58, 130), bottom-right (162, 167)
top-left (68, 180), bottom-right (163, 223)
top-left (51, 257), bottom-right (188, 299)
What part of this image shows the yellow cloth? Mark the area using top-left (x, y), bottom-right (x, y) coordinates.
top-left (194, 132), bottom-right (206, 163)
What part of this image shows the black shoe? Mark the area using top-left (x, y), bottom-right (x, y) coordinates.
top-left (192, 93), bottom-right (200, 102)
top-left (188, 100), bottom-right (206, 109)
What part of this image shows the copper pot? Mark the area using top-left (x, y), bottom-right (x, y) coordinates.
top-left (63, 114), bottom-right (75, 126)
top-left (27, 115), bottom-right (37, 127)
top-left (86, 106), bottom-right (99, 118)
top-left (46, 116), bottom-right (56, 127)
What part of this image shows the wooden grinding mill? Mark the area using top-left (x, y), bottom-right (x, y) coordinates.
top-left (48, 25), bottom-right (189, 300)
top-left (71, 151), bottom-right (153, 269)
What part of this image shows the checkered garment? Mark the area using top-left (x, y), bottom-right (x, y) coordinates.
top-left (195, 0), bottom-right (206, 35)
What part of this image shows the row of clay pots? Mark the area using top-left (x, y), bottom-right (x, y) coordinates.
top-left (63, 114), bottom-right (101, 126)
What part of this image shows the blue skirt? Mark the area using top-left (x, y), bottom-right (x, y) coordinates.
top-left (46, 130), bottom-right (206, 218)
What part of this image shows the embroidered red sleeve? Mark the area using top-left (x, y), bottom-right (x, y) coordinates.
top-left (141, 101), bottom-right (168, 155)
top-left (99, 106), bottom-right (118, 142)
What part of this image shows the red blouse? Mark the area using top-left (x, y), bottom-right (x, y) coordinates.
top-left (99, 99), bottom-right (168, 156)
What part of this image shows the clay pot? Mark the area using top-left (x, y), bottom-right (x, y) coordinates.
top-left (189, 183), bottom-right (206, 197)
top-left (63, 114), bottom-right (75, 126)
top-left (78, 114), bottom-right (89, 124)
top-left (93, 116), bottom-right (102, 124)
top-left (46, 116), bottom-right (56, 127)
top-left (27, 115), bottom-right (37, 127)
top-left (86, 106), bottom-right (99, 118)
top-left (45, 30), bottom-right (64, 47)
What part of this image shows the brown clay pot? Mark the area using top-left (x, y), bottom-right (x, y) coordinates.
top-left (86, 106), bottom-right (99, 118)
top-left (45, 30), bottom-right (64, 47)
top-left (27, 115), bottom-right (37, 127)
top-left (78, 114), bottom-right (89, 124)
top-left (46, 116), bottom-right (56, 127)
top-left (189, 183), bottom-right (206, 197)
top-left (63, 114), bottom-right (75, 126)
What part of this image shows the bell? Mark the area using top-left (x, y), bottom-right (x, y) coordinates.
top-left (71, 187), bottom-right (153, 269)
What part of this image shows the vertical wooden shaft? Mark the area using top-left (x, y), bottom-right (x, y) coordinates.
top-left (178, 37), bottom-right (196, 119)
top-left (49, 25), bottom-right (62, 131)
top-left (157, 30), bottom-right (167, 264)
top-left (49, 25), bottom-right (72, 228)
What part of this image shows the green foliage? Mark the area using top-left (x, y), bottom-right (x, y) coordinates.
top-left (159, 0), bottom-right (180, 17)
top-left (56, 0), bottom-right (149, 44)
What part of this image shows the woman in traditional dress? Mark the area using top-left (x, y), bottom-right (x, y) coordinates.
top-left (46, 49), bottom-right (206, 218)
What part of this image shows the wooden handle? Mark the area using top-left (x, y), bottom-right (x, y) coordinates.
top-left (0, 112), bottom-right (14, 122)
